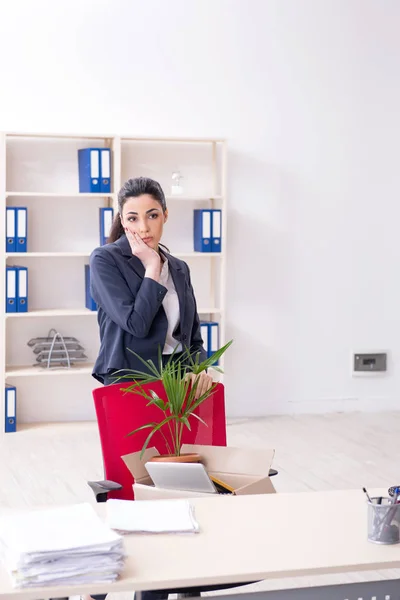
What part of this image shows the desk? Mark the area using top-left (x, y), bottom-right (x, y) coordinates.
top-left (0, 489), bottom-right (399, 600)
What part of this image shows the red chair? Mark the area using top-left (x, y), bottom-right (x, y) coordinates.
top-left (88, 381), bottom-right (258, 598)
top-left (88, 380), bottom-right (227, 502)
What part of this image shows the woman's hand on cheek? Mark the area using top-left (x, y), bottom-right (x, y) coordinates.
top-left (125, 230), bottom-right (160, 270)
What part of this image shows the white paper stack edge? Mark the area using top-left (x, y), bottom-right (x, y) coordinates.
top-left (106, 498), bottom-right (200, 534)
top-left (0, 503), bottom-right (125, 588)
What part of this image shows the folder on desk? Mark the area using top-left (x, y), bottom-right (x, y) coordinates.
top-left (5, 385), bottom-right (17, 433)
top-left (85, 265), bottom-right (97, 311)
top-left (99, 207), bottom-right (114, 245)
top-left (16, 207), bottom-right (27, 252)
top-left (211, 209), bottom-right (222, 252)
top-left (100, 149), bottom-right (111, 193)
top-left (78, 148), bottom-right (101, 193)
top-left (194, 209), bottom-right (211, 252)
top-left (6, 266), bottom-right (17, 313)
top-left (6, 207), bottom-right (16, 252)
top-left (16, 266), bottom-right (28, 312)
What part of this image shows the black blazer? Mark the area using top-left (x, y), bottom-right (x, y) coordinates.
top-left (89, 234), bottom-right (207, 383)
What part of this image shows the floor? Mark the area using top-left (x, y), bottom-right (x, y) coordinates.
top-left (2, 412), bottom-right (400, 598)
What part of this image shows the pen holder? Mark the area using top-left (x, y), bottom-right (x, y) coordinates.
top-left (367, 497), bottom-right (400, 544)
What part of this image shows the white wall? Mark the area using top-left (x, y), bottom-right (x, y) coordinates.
top-left (1, 0), bottom-right (400, 416)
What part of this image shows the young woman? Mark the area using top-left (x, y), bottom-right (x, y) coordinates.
top-left (86, 177), bottom-right (213, 600)
top-left (90, 176), bottom-right (212, 397)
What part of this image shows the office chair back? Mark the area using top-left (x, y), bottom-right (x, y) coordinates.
top-left (92, 381), bottom-right (227, 500)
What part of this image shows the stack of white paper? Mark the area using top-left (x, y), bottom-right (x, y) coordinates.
top-left (0, 503), bottom-right (125, 588)
top-left (106, 499), bottom-right (200, 534)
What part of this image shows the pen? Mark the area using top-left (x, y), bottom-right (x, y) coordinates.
top-left (363, 487), bottom-right (372, 503)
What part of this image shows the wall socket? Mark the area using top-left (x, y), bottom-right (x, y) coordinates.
top-left (353, 352), bottom-right (387, 373)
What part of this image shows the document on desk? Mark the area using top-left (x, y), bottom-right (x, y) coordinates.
top-left (0, 503), bottom-right (125, 588)
top-left (106, 499), bottom-right (200, 534)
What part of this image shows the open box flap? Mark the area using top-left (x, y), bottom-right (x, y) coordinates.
top-left (122, 447), bottom-right (160, 483)
top-left (181, 444), bottom-right (275, 477)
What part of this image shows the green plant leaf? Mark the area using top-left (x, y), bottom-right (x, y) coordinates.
top-left (104, 369), bottom-right (150, 385)
top-left (139, 416), bottom-right (175, 459)
top-left (146, 391), bottom-right (167, 411)
top-left (188, 340), bottom-right (233, 374)
top-left (185, 382), bottom-right (219, 414)
top-left (118, 372), bottom-right (160, 389)
top-left (126, 422), bottom-right (158, 437)
top-left (124, 372), bottom-right (159, 385)
top-left (188, 412), bottom-right (208, 428)
top-left (146, 392), bottom-right (168, 412)
top-left (162, 360), bottom-right (187, 417)
top-left (123, 339), bottom-right (233, 458)
top-left (123, 382), bottom-right (155, 403)
top-left (126, 348), bottom-right (161, 378)
top-left (180, 416), bottom-right (191, 430)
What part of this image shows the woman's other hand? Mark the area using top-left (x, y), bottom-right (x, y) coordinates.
top-left (189, 371), bottom-right (214, 400)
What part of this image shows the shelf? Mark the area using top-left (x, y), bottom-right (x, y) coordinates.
top-left (166, 195), bottom-right (222, 201)
top-left (6, 131), bottom-right (114, 140)
top-left (5, 363), bottom-right (94, 378)
top-left (6, 308), bottom-right (97, 318)
top-left (6, 132), bottom-right (224, 143)
top-left (6, 192), bottom-right (115, 198)
top-left (5, 251), bottom-right (221, 259)
top-left (121, 136), bottom-right (224, 143)
top-left (6, 307), bottom-right (219, 317)
top-left (6, 252), bottom-right (91, 258)
top-left (173, 252), bottom-right (223, 259)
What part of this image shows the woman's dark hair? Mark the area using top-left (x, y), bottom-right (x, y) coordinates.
top-left (108, 177), bottom-right (167, 244)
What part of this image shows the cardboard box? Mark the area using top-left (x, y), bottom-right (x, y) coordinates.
top-left (122, 444), bottom-right (276, 500)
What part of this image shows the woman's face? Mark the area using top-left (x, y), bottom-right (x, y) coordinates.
top-left (120, 194), bottom-right (167, 250)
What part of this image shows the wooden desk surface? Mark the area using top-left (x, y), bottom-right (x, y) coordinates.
top-left (0, 489), bottom-right (399, 599)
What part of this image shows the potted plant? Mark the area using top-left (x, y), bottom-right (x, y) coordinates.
top-left (113, 340), bottom-right (233, 462)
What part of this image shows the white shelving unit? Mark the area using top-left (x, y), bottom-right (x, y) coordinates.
top-left (6, 192), bottom-right (116, 198)
top-left (6, 252), bottom-right (224, 259)
top-left (0, 132), bottom-right (227, 433)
